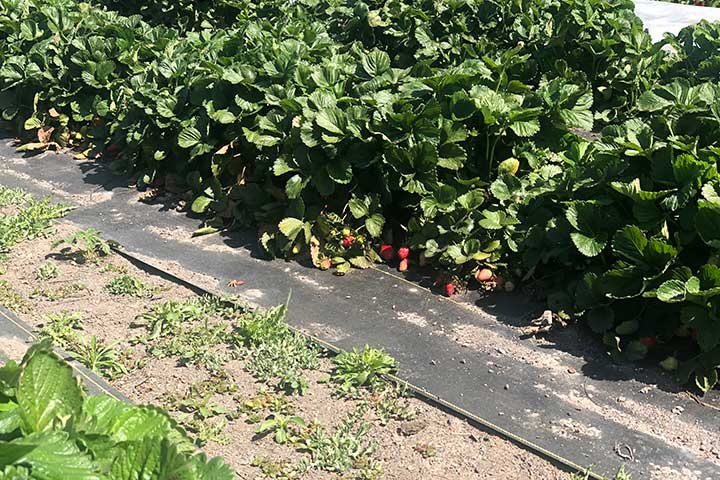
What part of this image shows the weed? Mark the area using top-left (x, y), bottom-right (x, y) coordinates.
top-left (136, 298), bottom-right (206, 340)
top-left (571, 467), bottom-right (632, 480)
top-left (299, 405), bottom-right (378, 474)
top-left (31, 282), bottom-right (87, 301)
top-left (166, 380), bottom-right (234, 446)
top-left (0, 186), bottom-right (29, 208)
top-left (413, 442), bottom-right (437, 458)
top-left (0, 197), bottom-right (72, 252)
top-left (67, 335), bottom-right (128, 379)
top-left (233, 302), bottom-right (321, 394)
top-left (251, 457), bottom-right (300, 480)
top-left (331, 346), bottom-right (397, 391)
top-left (0, 279), bottom-right (33, 313)
top-left (100, 263), bottom-right (128, 274)
top-left (256, 414), bottom-right (306, 445)
top-left (39, 311), bottom-right (83, 343)
top-left (150, 319), bottom-right (230, 372)
top-left (52, 228), bottom-right (111, 262)
top-left (105, 274), bottom-right (148, 297)
top-left (36, 261), bottom-right (59, 280)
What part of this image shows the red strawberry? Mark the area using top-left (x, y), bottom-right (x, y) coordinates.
top-left (399, 258), bottom-right (409, 272)
top-left (639, 336), bottom-right (657, 347)
top-left (343, 235), bottom-right (354, 248)
top-left (380, 244), bottom-right (395, 261)
top-left (398, 246), bottom-right (410, 260)
top-left (444, 282), bottom-right (455, 296)
top-left (475, 268), bottom-right (493, 282)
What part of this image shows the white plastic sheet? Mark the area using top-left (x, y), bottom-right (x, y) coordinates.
top-left (634, 0), bottom-right (720, 40)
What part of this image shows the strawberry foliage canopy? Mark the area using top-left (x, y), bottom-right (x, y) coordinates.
top-left (2, 0), bottom-right (720, 391)
top-left (0, 340), bottom-right (233, 479)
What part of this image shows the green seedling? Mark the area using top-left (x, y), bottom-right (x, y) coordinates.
top-left (256, 414), bottom-right (306, 445)
top-left (36, 261), bottom-right (59, 280)
top-left (52, 228), bottom-right (111, 262)
top-left (0, 279), bottom-right (33, 313)
top-left (67, 335), bottom-right (128, 379)
top-left (31, 282), bottom-right (87, 301)
top-left (40, 311), bottom-right (83, 343)
top-left (105, 274), bottom-right (148, 297)
top-left (331, 346), bottom-right (397, 390)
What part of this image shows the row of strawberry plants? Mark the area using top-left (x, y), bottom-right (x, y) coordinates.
top-left (1, 0), bottom-right (720, 391)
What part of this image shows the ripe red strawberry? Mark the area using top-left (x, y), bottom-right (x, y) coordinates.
top-left (342, 235), bottom-right (354, 248)
top-left (399, 258), bottom-right (409, 272)
top-left (639, 336), bottom-right (657, 347)
top-left (398, 246), bottom-right (410, 260)
top-left (444, 282), bottom-right (455, 296)
top-left (380, 244), bottom-right (395, 261)
top-left (475, 268), bottom-right (493, 282)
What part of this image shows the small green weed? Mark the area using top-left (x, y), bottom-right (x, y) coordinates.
top-left (233, 302), bottom-right (321, 394)
top-left (100, 263), bottom-right (128, 274)
top-left (0, 197), bottom-right (72, 252)
top-left (67, 335), bottom-right (128, 379)
top-left (105, 274), bottom-right (148, 297)
top-left (331, 346), bottom-right (397, 391)
top-left (413, 442), bottom-right (437, 458)
top-left (0, 186), bottom-right (29, 208)
top-left (39, 311), bottom-right (83, 343)
top-left (571, 467), bottom-right (631, 480)
top-left (298, 404), bottom-right (379, 475)
top-left (256, 414), bottom-right (306, 445)
top-left (31, 282), bottom-right (87, 301)
top-left (36, 261), bottom-right (59, 280)
top-left (166, 380), bottom-right (234, 446)
top-left (251, 457), bottom-right (300, 480)
top-left (52, 228), bottom-right (111, 262)
top-left (0, 279), bottom-right (33, 313)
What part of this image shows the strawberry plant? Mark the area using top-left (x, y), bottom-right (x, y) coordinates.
top-left (0, 340), bottom-right (232, 479)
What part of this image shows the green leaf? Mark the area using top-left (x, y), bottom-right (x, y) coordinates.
top-left (615, 320), bottom-right (639, 336)
top-left (365, 214), bottom-right (385, 238)
top-left (278, 217), bottom-right (304, 242)
top-left (1, 431), bottom-right (99, 480)
top-left (23, 117), bottom-right (42, 130)
top-left (190, 196), bottom-right (212, 214)
top-left (656, 279), bottom-right (687, 303)
top-left (612, 225), bottom-right (647, 264)
top-left (570, 232), bottom-right (606, 257)
top-left (177, 127), bottom-right (202, 149)
top-left (315, 109), bottom-right (346, 135)
top-left (285, 174), bottom-right (305, 199)
top-left (361, 51), bottom-right (391, 77)
top-left (348, 198), bottom-right (369, 219)
top-left (326, 159), bottom-right (352, 184)
top-left (17, 346), bottom-right (83, 433)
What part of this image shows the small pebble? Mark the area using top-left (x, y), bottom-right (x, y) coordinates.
top-left (567, 367), bottom-right (576, 374)
top-left (504, 384), bottom-right (510, 390)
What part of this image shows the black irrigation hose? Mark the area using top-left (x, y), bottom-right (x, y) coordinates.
top-left (109, 244), bottom-right (605, 480)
